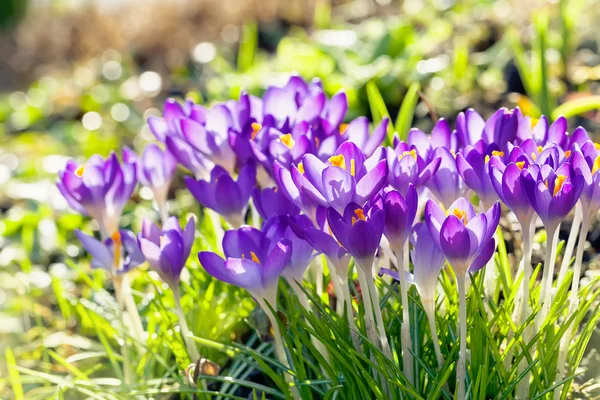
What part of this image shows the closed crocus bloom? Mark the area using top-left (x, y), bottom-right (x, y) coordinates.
top-left (408, 119), bottom-right (457, 162)
top-left (570, 142), bottom-right (600, 219)
top-left (138, 217), bottom-right (195, 287)
top-left (425, 197), bottom-right (500, 275)
top-left (455, 108), bottom-right (486, 148)
top-left (57, 152), bottom-right (137, 237)
top-left (521, 163), bottom-right (584, 232)
top-left (262, 215), bottom-right (315, 283)
top-left (288, 141), bottom-right (388, 214)
top-left (75, 229), bottom-right (144, 275)
top-left (488, 157), bottom-right (534, 226)
top-left (251, 186), bottom-right (300, 220)
top-left (382, 185), bottom-right (418, 252)
top-left (317, 116), bottom-right (389, 159)
top-left (426, 147), bottom-right (466, 209)
top-left (124, 145), bottom-right (177, 212)
top-left (327, 200), bottom-right (384, 269)
top-left (386, 141), bottom-right (441, 194)
top-left (456, 140), bottom-right (501, 209)
top-left (185, 162), bottom-right (256, 227)
top-left (530, 115), bottom-right (568, 149)
top-left (198, 227), bottom-right (292, 302)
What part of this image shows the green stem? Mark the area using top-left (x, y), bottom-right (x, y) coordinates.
top-left (173, 289), bottom-right (201, 362)
top-left (113, 277), bottom-right (133, 386)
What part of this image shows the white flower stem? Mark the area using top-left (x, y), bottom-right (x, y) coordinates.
top-left (395, 244), bottom-right (414, 384)
top-left (256, 296), bottom-right (300, 400)
top-left (538, 225), bottom-right (560, 328)
top-left (120, 275), bottom-right (146, 345)
top-left (554, 219), bottom-right (590, 400)
top-left (328, 263), bottom-right (344, 316)
top-left (172, 289), bottom-right (201, 362)
top-left (289, 279), bottom-right (330, 364)
top-left (456, 273), bottom-right (468, 400)
top-left (363, 265), bottom-right (393, 359)
top-left (356, 267), bottom-right (381, 352)
top-left (113, 276), bottom-right (133, 386)
top-left (249, 198), bottom-right (260, 229)
top-left (423, 300), bottom-right (444, 368)
top-left (557, 204), bottom-right (582, 286)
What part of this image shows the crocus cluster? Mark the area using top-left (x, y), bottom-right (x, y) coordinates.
top-left (58, 76), bottom-right (596, 397)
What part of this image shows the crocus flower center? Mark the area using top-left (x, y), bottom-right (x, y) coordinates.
top-left (398, 150), bottom-right (417, 161)
top-left (314, 136), bottom-right (321, 147)
top-left (545, 175), bottom-right (567, 196)
top-left (452, 208), bottom-right (468, 225)
top-left (111, 231), bottom-right (122, 270)
top-left (450, 150), bottom-right (457, 158)
top-left (339, 123), bottom-right (349, 134)
top-left (593, 156), bottom-right (600, 174)
top-left (516, 161), bottom-right (525, 170)
top-left (351, 208), bottom-right (366, 225)
top-left (250, 251), bottom-right (260, 264)
top-left (297, 162), bottom-right (305, 174)
top-left (595, 143), bottom-right (600, 151)
top-left (328, 154), bottom-right (346, 170)
top-left (251, 123), bottom-right (262, 140)
top-left (75, 165), bottom-right (86, 177)
top-left (531, 146), bottom-right (543, 161)
top-left (280, 133), bottom-right (295, 149)
top-left (492, 150), bottom-right (505, 157)
top-left (565, 150), bottom-right (571, 158)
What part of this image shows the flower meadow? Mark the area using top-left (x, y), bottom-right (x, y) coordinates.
top-left (49, 74), bottom-right (600, 399)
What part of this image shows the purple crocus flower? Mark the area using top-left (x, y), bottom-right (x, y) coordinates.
top-left (571, 141), bottom-right (600, 220)
top-left (425, 147), bottom-right (466, 209)
top-left (386, 141), bottom-right (441, 194)
top-left (456, 141), bottom-right (500, 208)
top-left (381, 185), bottom-right (418, 252)
top-left (521, 162), bottom-right (584, 232)
top-left (327, 200), bottom-right (384, 269)
top-left (531, 115), bottom-right (568, 149)
top-left (185, 162), bottom-right (256, 227)
top-left (138, 217), bottom-right (195, 287)
top-left (425, 198), bottom-right (500, 275)
top-left (123, 145), bottom-right (177, 211)
top-left (286, 141), bottom-right (388, 214)
top-left (408, 119), bottom-right (458, 162)
top-left (251, 186), bottom-right (300, 220)
top-left (488, 157), bottom-right (534, 226)
top-left (317, 117), bottom-right (389, 159)
top-left (57, 152), bottom-right (137, 237)
top-left (262, 215), bottom-right (316, 283)
top-left (75, 229), bottom-right (144, 274)
top-left (198, 227), bottom-right (292, 301)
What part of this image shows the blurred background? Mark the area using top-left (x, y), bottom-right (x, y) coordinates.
top-left (2, 0), bottom-right (600, 397)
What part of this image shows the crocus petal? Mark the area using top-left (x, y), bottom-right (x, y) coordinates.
top-left (469, 238), bottom-right (496, 273)
top-left (355, 160), bottom-right (388, 205)
top-left (322, 166), bottom-right (356, 213)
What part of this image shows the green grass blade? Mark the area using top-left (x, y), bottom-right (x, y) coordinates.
top-left (6, 348), bottom-right (24, 400)
top-left (394, 82), bottom-right (421, 142)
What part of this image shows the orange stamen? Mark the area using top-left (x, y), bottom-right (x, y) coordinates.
top-left (516, 161), bottom-right (525, 170)
top-left (314, 136), bottom-right (321, 148)
top-left (553, 175), bottom-right (567, 196)
top-left (352, 208), bottom-right (366, 225)
top-left (279, 133), bottom-right (295, 149)
top-left (111, 231), bottom-right (122, 270)
top-left (251, 122), bottom-right (262, 140)
top-left (452, 208), bottom-right (468, 225)
top-left (75, 165), bottom-right (86, 177)
top-left (565, 150), bottom-right (571, 158)
top-left (491, 150), bottom-right (505, 157)
top-left (250, 251), bottom-right (260, 264)
top-left (339, 123), bottom-right (349, 134)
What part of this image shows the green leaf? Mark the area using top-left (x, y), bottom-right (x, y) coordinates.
top-left (238, 21), bottom-right (258, 72)
top-left (6, 348), bottom-right (24, 400)
top-left (394, 82), bottom-right (421, 142)
top-left (366, 81), bottom-right (393, 139)
top-left (552, 95), bottom-right (600, 120)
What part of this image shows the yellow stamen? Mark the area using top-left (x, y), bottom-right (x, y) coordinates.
top-left (297, 162), bottom-right (305, 174)
top-left (491, 150), bottom-right (505, 157)
top-left (250, 251), bottom-right (260, 264)
top-left (516, 161), bottom-right (525, 170)
top-left (565, 150), bottom-right (571, 158)
top-left (350, 159), bottom-right (355, 177)
top-left (159, 235), bottom-right (165, 246)
top-left (593, 155), bottom-right (600, 174)
top-left (595, 143), bottom-right (600, 151)
top-left (111, 231), bottom-right (122, 270)
top-left (339, 123), bottom-right (349, 134)
top-left (531, 152), bottom-right (537, 161)
top-left (553, 175), bottom-right (567, 196)
top-left (537, 146), bottom-right (543, 153)
top-left (485, 155), bottom-right (490, 164)
top-left (75, 165), bottom-right (86, 177)
top-left (452, 208), bottom-right (468, 225)
top-left (450, 150), bottom-right (457, 158)
top-left (328, 154), bottom-right (346, 169)
top-left (279, 133), bottom-right (295, 149)
top-left (251, 122), bottom-right (262, 140)
top-left (398, 149), bottom-right (417, 161)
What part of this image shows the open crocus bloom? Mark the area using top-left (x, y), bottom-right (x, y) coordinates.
top-left (288, 141), bottom-right (388, 214)
top-left (138, 217), bottom-right (195, 287)
top-left (75, 229), bottom-right (145, 275)
top-left (185, 162), bottom-right (256, 227)
top-left (198, 227), bottom-right (292, 302)
top-left (386, 141), bottom-right (441, 195)
top-left (327, 200), bottom-right (384, 269)
top-left (58, 152), bottom-right (137, 236)
top-left (521, 162), bottom-right (584, 231)
top-left (425, 197), bottom-right (500, 276)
